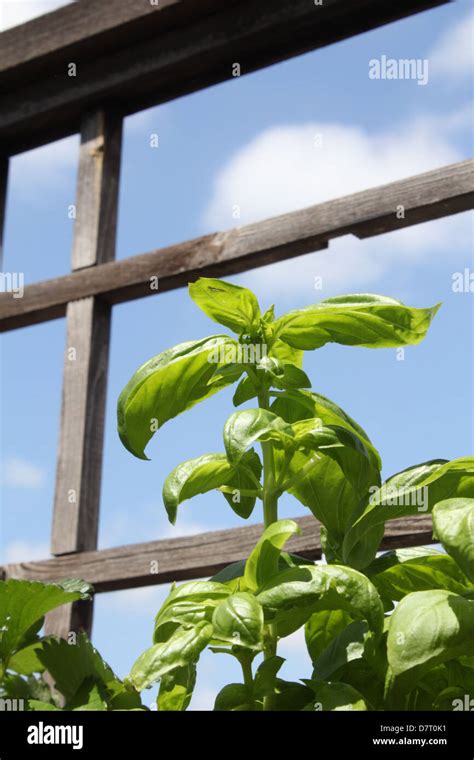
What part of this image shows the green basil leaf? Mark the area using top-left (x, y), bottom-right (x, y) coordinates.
top-left (154, 581), bottom-right (231, 642)
top-left (272, 679), bottom-right (315, 711)
top-left (257, 564), bottom-right (384, 639)
top-left (224, 408), bottom-right (294, 463)
top-left (221, 449), bottom-right (262, 520)
top-left (368, 552), bottom-right (474, 602)
top-left (162, 450), bottom-right (261, 524)
top-left (387, 590), bottom-right (474, 692)
top-left (244, 519), bottom-right (301, 591)
top-left (312, 620), bottom-right (371, 680)
top-left (233, 375), bottom-right (258, 406)
top-left (274, 294), bottom-right (440, 351)
top-left (117, 335), bottom-right (240, 459)
top-left (157, 664), bottom-right (196, 711)
top-left (343, 458), bottom-right (474, 568)
top-left (253, 656), bottom-right (285, 699)
top-left (272, 390), bottom-right (381, 475)
top-left (207, 362), bottom-right (245, 387)
top-left (269, 339), bottom-right (304, 368)
top-left (304, 680), bottom-right (369, 710)
top-left (257, 357), bottom-right (311, 391)
top-left (158, 581), bottom-right (231, 611)
top-left (0, 580), bottom-right (92, 665)
top-left (163, 453), bottom-right (233, 524)
top-left (305, 609), bottom-right (353, 663)
top-left (433, 498), bottom-right (474, 582)
top-left (189, 278), bottom-right (261, 335)
top-left (154, 600), bottom-right (217, 643)
top-left (214, 683), bottom-right (256, 711)
top-left (212, 593), bottom-right (264, 650)
top-left (130, 622), bottom-right (213, 691)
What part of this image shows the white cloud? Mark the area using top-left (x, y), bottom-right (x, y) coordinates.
top-left (2, 457), bottom-right (47, 488)
top-left (3, 540), bottom-right (50, 563)
top-left (203, 118), bottom-right (461, 230)
top-left (202, 113), bottom-right (471, 299)
top-left (429, 8), bottom-right (474, 80)
top-left (0, 0), bottom-right (74, 32)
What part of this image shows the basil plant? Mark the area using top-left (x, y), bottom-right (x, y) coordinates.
top-left (117, 278), bottom-right (473, 711)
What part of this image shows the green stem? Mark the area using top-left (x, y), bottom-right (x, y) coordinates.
top-left (257, 387), bottom-right (279, 710)
top-left (241, 656), bottom-right (254, 693)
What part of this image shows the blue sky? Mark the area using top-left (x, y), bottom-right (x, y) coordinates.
top-left (0, 0), bottom-right (473, 709)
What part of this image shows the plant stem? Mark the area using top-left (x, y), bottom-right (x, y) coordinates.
top-left (241, 656), bottom-right (254, 693)
top-left (257, 387), bottom-right (279, 710)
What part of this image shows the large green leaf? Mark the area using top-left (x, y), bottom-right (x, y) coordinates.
top-left (257, 564), bottom-right (384, 639)
top-left (343, 457), bottom-right (474, 568)
top-left (244, 519), bottom-right (301, 591)
top-left (157, 664), bottom-right (196, 711)
top-left (7, 642), bottom-right (46, 676)
top-left (253, 656), bottom-right (285, 699)
top-left (117, 335), bottom-right (239, 459)
top-left (38, 634), bottom-right (142, 709)
top-left (271, 389), bottom-right (381, 470)
top-left (274, 294), bottom-right (440, 351)
top-left (153, 581), bottom-right (231, 643)
top-left (305, 609), bottom-right (353, 663)
top-left (312, 621), bottom-right (371, 680)
top-left (214, 683), bottom-right (256, 711)
top-left (0, 579), bottom-right (92, 665)
top-left (368, 550), bottom-right (474, 602)
top-left (224, 408), bottom-right (294, 463)
top-left (212, 593), bottom-right (264, 650)
top-left (272, 389), bottom-right (382, 562)
top-left (189, 278), bottom-right (261, 335)
top-left (304, 680), bottom-right (369, 710)
top-left (387, 590), bottom-right (474, 692)
top-left (433, 498), bottom-right (474, 582)
top-left (282, 448), bottom-right (381, 565)
top-left (256, 357), bottom-right (311, 391)
top-left (154, 600), bottom-right (217, 643)
top-left (162, 450), bottom-right (261, 524)
top-left (130, 622), bottom-right (213, 691)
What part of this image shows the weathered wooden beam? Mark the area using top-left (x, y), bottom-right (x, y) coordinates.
top-left (0, 156), bottom-right (8, 270)
top-left (0, 0), bottom-right (208, 81)
top-left (0, 159), bottom-right (472, 333)
top-left (0, 0), bottom-right (449, 155)
top-left (2, 515), bottom-right (434, 592)
top-left (45, 111), bottom-right (123, 639)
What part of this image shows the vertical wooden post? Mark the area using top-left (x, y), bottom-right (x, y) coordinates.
top-left (45, 111), bottom-right (123, 639)
top-left (0, 156), bottom-right (9, 270)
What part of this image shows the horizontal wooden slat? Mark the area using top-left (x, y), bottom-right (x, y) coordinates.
top-left (0, 159), bottom-right (472, 332)
top-left (0, 0), bottom-right (212, 81)
top-left (0, 0), bottom-right (449, 154)
top-left (1, 515), bottom-right (434, 592)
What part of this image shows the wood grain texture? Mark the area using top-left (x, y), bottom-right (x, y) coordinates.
top-left (72, 111), bottom-right (123, 269)
top-left (1, 159), bottom-right (472, 332)
top-left (2, 515), bottom-right (434, 592)
top-left (0, 0), bottom-right (194, 79)
top-left (0, 0), bottom-right (448, 154)
top-left (0, 156), bottom-right (8, 270)
top-left (52, 297), bottom-right (111, 555)
top-left (44, 600), bottom-right (94, 640)
top-left (47, 111), bottom-right (122, 637)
